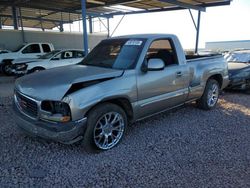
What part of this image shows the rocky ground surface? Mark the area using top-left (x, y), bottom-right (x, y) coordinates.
top-left (0, 92), bottom-right (250, 187)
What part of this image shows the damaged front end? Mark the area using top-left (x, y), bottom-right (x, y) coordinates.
top-left (227, 69), bottom-right (250, 91)
top-left (13, 65), bottom-right (124, 143)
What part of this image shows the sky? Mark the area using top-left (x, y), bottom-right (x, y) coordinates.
top-left (60, 0), bottom-right (250, 49)
top-left (105, 0), bottom-right (250, 49)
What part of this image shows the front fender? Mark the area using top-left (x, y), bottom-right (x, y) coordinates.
top-left (64, 71), bottom-right (137, 121)
top-left (66, 89), bottom-right (134, 121)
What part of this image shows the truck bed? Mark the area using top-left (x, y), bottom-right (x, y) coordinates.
top-left (186, 54), bottom-right (223, 62)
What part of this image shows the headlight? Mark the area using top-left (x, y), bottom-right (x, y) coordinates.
top-left (16, 64), bottom-right (27, 70)
top-left (40, 101), bottom-right (71, 123)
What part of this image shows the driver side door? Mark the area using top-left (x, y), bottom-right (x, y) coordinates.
top-left (21, 44), bottom-right (42, 58)
top-left (137, 39), bottom-right (189, 118)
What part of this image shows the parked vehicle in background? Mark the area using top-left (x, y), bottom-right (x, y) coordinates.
top-left (198, 50), bottom-right (222, 56)
top-left (12, 49), bottom-right (85, 75)
top-left (0, 43), bottom-right (54, 75)
top-left (225, 50), bottom-right (250, 91)
top-left (14, 34), bottom-right (229, 152)
top-left (0, 50), bottom-right (11, 54)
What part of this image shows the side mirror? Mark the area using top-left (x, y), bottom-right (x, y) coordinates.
top-left (144, 58), bottom-right (165, 72)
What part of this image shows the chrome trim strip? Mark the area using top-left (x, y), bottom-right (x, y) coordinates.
top-left (140, 88), bottom-right (189, 108)
top-left (75, 117), bottom-right (87, 124)
top-left (136, 103), bottom-right (184, 122)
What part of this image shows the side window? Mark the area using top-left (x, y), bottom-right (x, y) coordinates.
top-left (22, 44), bottom-right (41, 54)
top-left (52, 52), bottom-right (62, 60)
top-left (62, 51), bottom-right (73, 59)
top-left (42, 44), bottom-right (51, 53)
top-left (147, 39), bottom-right (177, 66)
top-left (74, 51), bottom-right (85, 58)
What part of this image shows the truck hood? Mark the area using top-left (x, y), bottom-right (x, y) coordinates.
top-left (0, 52), bottom-right (17, 63)
top-left (13, 58), bottom-right (43, 64)
top-left (15, 65), bottom-right (124, 101)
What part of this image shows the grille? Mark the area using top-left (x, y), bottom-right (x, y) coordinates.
top-left (16, 91), bottom-right (38, 118)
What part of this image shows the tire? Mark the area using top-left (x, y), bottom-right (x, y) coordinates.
top-left (83, 103), bottom-right (127, 152)
top-left (2, 62), bottom-right (13, 76)
top-left (196, 79), bottom-right (220, 110)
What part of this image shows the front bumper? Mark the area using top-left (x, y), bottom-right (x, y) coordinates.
top-left (13, 70), bottom-right (27, 75)
top-left (13, 104), bottom-right (87, 144)
top-left (11, 66), bottom-right (27, 75)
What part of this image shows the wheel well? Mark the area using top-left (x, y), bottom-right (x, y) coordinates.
top-left (87, 98), bottom-right (134, 123)
top-left (2, 59), bottom-right (13, 64)
top-left (32, 67), bottom-right (45, 71)
top-left (208, 74), bottom-right (223, 88)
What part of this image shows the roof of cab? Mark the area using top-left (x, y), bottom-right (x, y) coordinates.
top-left (110, 34), bottom-right (178, 40)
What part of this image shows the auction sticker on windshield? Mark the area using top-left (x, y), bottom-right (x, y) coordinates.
top-left (125, 40), bottom-right (143, 46)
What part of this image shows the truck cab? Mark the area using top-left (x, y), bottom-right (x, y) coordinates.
top-left (14, 34), bottom-right (229, 152)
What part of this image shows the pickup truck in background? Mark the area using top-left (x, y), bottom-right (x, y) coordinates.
top-left (11, 49), bottom-right (85, 75)
top-left (14, 34), bottom-right (229, 152)
top-left (0, 42), bottom-right (54, 75)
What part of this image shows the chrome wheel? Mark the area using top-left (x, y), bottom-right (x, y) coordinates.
top-left (93, 112), bottom-right (125, 150)
top-left (207, 83), bottom-right (219, 107)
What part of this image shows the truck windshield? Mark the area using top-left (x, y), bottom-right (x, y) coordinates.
top-left (80, 38), bottom-right (145, 69)
top-left (39, 50), bottom-right (61, 59)
top-left (13, 44), bottom-right (25, 52)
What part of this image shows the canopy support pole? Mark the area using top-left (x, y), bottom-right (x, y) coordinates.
top-left (89, 16), bottom-right (93, 33)
top-left (81, 0), bottom-right (89, 54)
top-left (12, 6), bottom-right (18, 30)
top-left (19, 7), bottom-right (26, 43)
top-left (59, 12), bottom-right (64, 32)
top-left (0, 17), bottom-right (2, 29)
top-left (107, 18), bottom-right (110, 38)
top-left (195, 11), bottom-right (201, 54)
top-left (110, 15), bottom-right (125, 37)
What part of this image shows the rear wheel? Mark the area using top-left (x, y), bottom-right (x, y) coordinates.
top-left (83, 103), bottom-right (127, 152)
top-left (197, 79), bottom-right (220, 110)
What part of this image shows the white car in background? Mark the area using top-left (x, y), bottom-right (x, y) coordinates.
top-left (0, 43), bottom-right (54, 74)
top-left (12, 49), bottom-right (85, 75)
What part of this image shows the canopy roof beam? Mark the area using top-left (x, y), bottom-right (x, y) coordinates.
top-left (0, 14), bottom-right (73, 24)
top-left (159, 0), bottom-right (206, 12)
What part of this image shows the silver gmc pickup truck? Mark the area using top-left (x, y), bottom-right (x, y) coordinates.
top-left (14, 34), bottom-right (229, 151)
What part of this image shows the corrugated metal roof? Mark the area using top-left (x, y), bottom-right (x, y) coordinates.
top-left (0, 0), bottom-right (231, 29)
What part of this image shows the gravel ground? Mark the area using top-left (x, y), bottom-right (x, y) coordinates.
top-left (0, 93), bottom-right (250, 187)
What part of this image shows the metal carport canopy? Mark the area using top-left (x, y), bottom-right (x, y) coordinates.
top-left (83, 0), bottom-right (232, 54)
top-left (0, 0), bottom-right (231, 54)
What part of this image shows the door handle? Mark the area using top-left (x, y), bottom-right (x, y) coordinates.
top-left (176, 71), bottom-right (183, 77)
